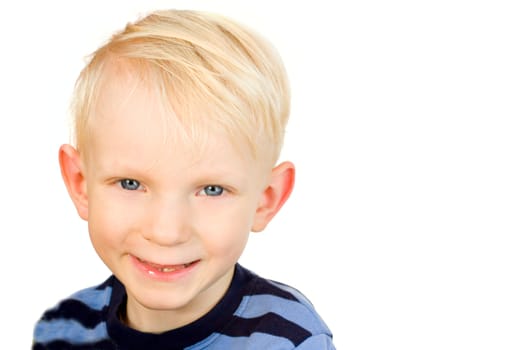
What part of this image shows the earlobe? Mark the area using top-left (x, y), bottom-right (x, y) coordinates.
top-left (252, 161), bottom-right (295, 232)
top-left (59, 144), bottom-right (89, 220)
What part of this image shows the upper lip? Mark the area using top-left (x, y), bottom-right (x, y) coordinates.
top-left (135, 255), bottom-right (198, 267)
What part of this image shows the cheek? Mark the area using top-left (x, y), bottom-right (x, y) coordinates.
top-left (195, 203), bottom-right (254, 251)
top-left (86, 195), bottom-right (135, 248)
top-left (87, 207), bottom-right (118, 249)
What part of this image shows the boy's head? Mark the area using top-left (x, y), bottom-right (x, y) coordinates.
top-left (59, 9), bottom-right (294, 333)
top-left (73, 9), bottom-right (290, 168)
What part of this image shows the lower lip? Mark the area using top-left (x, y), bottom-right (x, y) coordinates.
top-left (130, 255), bottom-right (199, 281)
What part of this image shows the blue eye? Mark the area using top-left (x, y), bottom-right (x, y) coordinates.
top-left (202, 185), bottom-right (224, 196)
top-left (119, 179), bottom-right (141, 191)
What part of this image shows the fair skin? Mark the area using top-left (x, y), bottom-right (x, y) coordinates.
top-left (59, 66), bottom-right (294, 333)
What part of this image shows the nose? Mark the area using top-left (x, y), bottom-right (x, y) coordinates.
top-left (142, 195), bottom-right (192, 246)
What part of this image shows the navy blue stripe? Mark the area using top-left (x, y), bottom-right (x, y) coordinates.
top-left (32, 339), bottom-right (116, 350)
top-left (95, 277), bottom-right (113, 290)
top-left (41, 299), bottom-right (107, 329)
top-left (224, 313), bottom-right (312, 346)
top-left (249, 277), bottom-right (300, 302)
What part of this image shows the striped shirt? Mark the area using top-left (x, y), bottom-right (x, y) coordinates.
top-left (33, 264), bottom-right (335, 349)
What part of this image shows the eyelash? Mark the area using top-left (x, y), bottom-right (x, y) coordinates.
top-left (117, 179), bottom-right (226, 197)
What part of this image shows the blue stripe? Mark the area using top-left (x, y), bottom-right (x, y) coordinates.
top-left (69, 285), bottom-right (112, 311)
top-left (33, 319), bottom-right (108, 344)
top-left (186, 332), bottom-right (294, 349)
top-left (234, 294), bottom-right (329, 335)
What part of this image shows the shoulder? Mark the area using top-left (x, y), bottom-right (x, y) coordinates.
top-left (32, 276), bottom-right (117, 349)
top-left (220, 266), bottom-right (335, 349)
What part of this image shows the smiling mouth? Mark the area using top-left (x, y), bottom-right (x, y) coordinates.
top-left (136, 257), bottom-right (198, 273)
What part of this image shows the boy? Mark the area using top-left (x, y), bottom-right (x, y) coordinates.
top-left (33, 9), bottom-right (335, 349)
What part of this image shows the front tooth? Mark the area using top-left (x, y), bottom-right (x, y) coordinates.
top-left (161, 267), bottom-right (175, 272)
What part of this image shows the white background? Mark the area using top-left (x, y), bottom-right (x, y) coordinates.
top-left (1, 1), bottom-right (524, 349)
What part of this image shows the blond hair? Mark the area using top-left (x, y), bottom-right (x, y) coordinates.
top-left (72, 9), bottom-right (290, 165)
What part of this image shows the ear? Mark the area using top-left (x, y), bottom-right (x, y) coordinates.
top-left (252, 161), bottom-right (295, 232)
top-left (59, 144), bottom-right (89, 221)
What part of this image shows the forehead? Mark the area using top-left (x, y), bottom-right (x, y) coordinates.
top-left (87, 65), bottom-right (255, 171)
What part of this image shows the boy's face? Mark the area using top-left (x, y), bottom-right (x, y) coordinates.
top-left (61, 68), bottom-right (294, 332)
